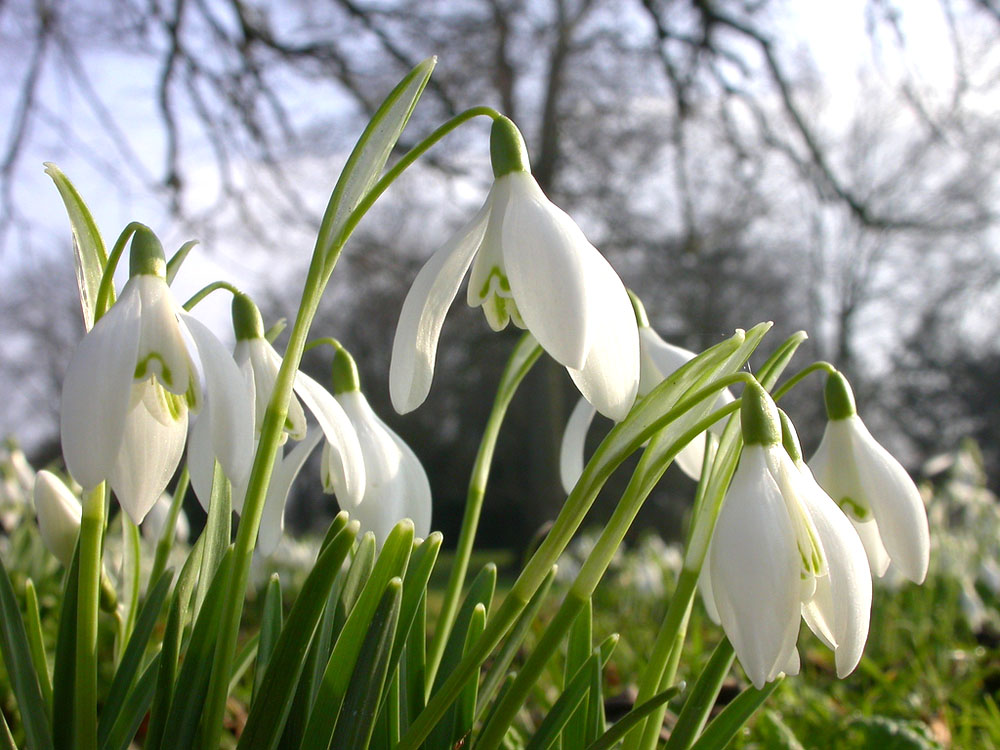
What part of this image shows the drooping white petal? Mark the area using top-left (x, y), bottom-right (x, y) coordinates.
top-left (698, 549), bottom-right (721, 625)
top-left (34, 470), bottom-right (82, 567)
top-left (257, 430), bottom-right (322, 556)
top-left (390, 199), bottom-right (492, 414)
top-left (129, 276), bottom-right (198, 398)
top-left (468, 179), bottom-right (514, 330)
top-left (850, 517), bottom-right (891, 577)
top-left (797, 464), bottom-right (872, 678)
top-left (675, 433), bottom-right (713, 482)
top-left (710, 446), bottom-right (801, 689)
top-left (559, 397), bottom-right (597, 494)
top-left (60, 285), bottom-right (142, 489)
top-left (179, 312), bottom-right (255, 489)
top-left (187, 411), bottom-right (216, 512)
top-left (847, 417), bottom-right (930, 584)
top-left (109, 382), bottom-right (188, 524)
top-left (638, 328), bottom-right (695, 398)
top-left (501, 172), bottom-right (593, 371)
top-left (564, 251), bottom-right (639, 421)
top-left (293, 371), bottom-right (365, 506)
top-left (337, 390), bottom-right (431, 545)
top-left (239, 339), bottom-right (307, 440)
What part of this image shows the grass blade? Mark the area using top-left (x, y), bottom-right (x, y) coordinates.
top-left (583, 684), bottom-right (684, 750)
top-left (23, 580), bottom-right (52, 713)
top-left (689, 678), bottom-right (782, 750)
top-left (100, 654), bottom-right (160, 750)
top-left (664, 639), bottom-right (736, 750)
top-left (253, 573), bottom-right (283, 705)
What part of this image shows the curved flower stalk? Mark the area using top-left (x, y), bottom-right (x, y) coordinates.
top-left (390, 115), bottom-right (638, 420)
top-left (809, 371), bottom-right (930, 583)
top-left (559, 292), bottom-right (732, 492)
top-left (60, 226), bottom-right (254, 524)
top-left (701, 383), bottom-right (871, 688)
top-left (325, 345), bottom-right (432, 545)
top-left (188, 294), bottom-right (366, 554)
top-left (33, 470), bottom-right (82, 568)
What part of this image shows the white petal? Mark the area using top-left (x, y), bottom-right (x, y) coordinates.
top-left (129, 276), bottom-right (198, 398)
top-left (60, 283), bottom-right (142, 489)
top-left (179, 312), bottom-right (255, 489)
top-left (798, 465), bottom-right (872, 678)
top-left (675, 433), bottom-right (712, 481)
top-left (638, 328), bottom-right (694, 397)
top-left (711, 446), bottom-right (801, 690)
top-left (244, 339), bottom-right (306, 440)
top-left (848, 417), bottom-right (930, 584)
top-left (565, 252), bottom-right (639, 421)
top-left (850, 517), bottom-right (892, 577)
top-left (501, 172), bottom-right (592, 370)
top-left (395, 434), bottom-right (432, 541)
top-left (34, 470), bottom-right (82, 567)
top-left (390, 199), bottom-right (491, 414)
top-left (257, 430), bottom-right (322, 556)
top-left (782, 647), bottom-right (801, 677)
top-left (294, 371), bottom-right (365, 506)
top-left (559, 397), bottom-right (597, 494)
top-left (187, 412), bottom-right (215, 513)
top-left (109, 382), bottom-right (188, 524)
top-left (698, 548), bottom-right (722, 625)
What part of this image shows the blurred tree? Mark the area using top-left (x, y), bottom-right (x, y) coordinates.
top-left (2, 0), bottom-right (999, 544)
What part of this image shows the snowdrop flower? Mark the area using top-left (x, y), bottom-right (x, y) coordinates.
top-left (188, 294), bottom-right (365, 555)
top-left (321, 345), bottom-right (431, 546)
top-left (390, 116), bottom-right (638, 420)
top-left (33, 470), bottom-right (81, 568)
top-left (141, 492), bottom-right (190, 544)
top-left (559, 292), bottom-right (732, 492)
top-left (701, 383), bottom-right (871, 687)
top-left (60, 226), bottom-right (254, 524)
top-left (809, 371), bottom-right (930, 584)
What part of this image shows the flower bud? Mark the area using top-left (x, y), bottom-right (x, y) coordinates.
top-left (34, 470), bottom-right (81, 567)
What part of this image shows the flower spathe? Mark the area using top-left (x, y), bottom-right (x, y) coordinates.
top-left (33, 470), bottom-right (81, 568)
top-left (701, 385), bottom-right (872, 687)
top-left (60, 227), bottom-right (254, 524)
top-left (390, 116), bottom-right (638, 421)
top-left (808, 372), bottom-right (930, 584)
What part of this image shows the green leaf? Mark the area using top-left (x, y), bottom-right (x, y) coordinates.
top-left (328, 578), bottom-right (403, 750)
top-left (584, 651), bottom-right (604, 745)
top-left (583, 684), bottom-right (683, 750)
top-left (230, 633), bottom-right (260, 696)
top-left (301, 520), bottom-right (415, 747)
top-left (44, 163), bottom-right (108, 331)
top-left (453, 603), bottom-right (486, 748)
top-left (0, 554), bottom-right (54, 750)
top-left (319, 57), bottom-right (436, 258)
top-left (52, 543), bottom-right (81, 749)
top-left (98, 569), bottom-right (174, 746)
top-left (476, 566), bottom-right (556, 721)
top-left (100, 654), bottom-right (160, 750)
top-left (403, 593), bottom-right (427, 732)
top-left (166, 240), bottom-right (198, 284)
top-left (193, 461), bottom-right (232, 619)
top-left (562, 598), bottom-right (592, 750)
top-left (335, 532), bottom-right (377, 634)
top-left (689, 678), bottom-right (782, 750)
top-left (163, 547), bottom-right (235, 750)
top-left (664, 639), bottom-right (736, 750)
top-left (388, 532), bottom-right (442, 689)
top-left (144, 584), bottom-right (183, 750)
top-left (0, 709), bottom-right (16, 750)
top-left (846, 715), bottom-right (943, 750)
top-left (253, 573), bottom-right (283, 705)
top-left (237, 520), bottom-right (360, 750)
top-left (23, 580), bottom-right (52, 713)
top-left (524, 654), bottom-right (599, 750)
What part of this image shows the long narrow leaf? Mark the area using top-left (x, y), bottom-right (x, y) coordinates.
top-left (194, 461), bottom-right (232, 619)
top-left (100, 654), bottom-right (160, 750)
top-left (452, 603), bottom-right (486, 749)
top-left (237, 521), bottom-right (360, 750)
top-left (51, 544), bottom-right (81, 748)
top-left (318, 58), bottom-right (436, 257)
top-left (664, 639), bottom-right (736, 750)
top-left (97, 569), bottom-right (173, 746)
top-left (301, 521), bottom-right (415, 748)
top-left (44, 163), bottom-right (108, 330)
top-left (583, 685), bottom-right (684, 750)
top-left (23, 580), bottom-right (52, 713)
top-left (253, 573), bottom-right (283, 705)
top-left (524, 654), bottom-right (599, 750)
top-left (144, 585), bottom-right (182, 750)
top-left (0, 708), bottom-right (17, 750)
top-left (0, 554), bottom-right (53, 750)
top-left (689, 678), bottom-right (782, 750)
top-left (562, 598), bottom-right (593, 750)
top-left (328, 578), bottom-right (402, 750)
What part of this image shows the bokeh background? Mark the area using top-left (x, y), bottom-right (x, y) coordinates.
top-left (1, 0), bottom-right (999, 552)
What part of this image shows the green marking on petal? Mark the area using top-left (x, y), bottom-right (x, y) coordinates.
top-left (134, 352), bottom-right (173, 387)
top-left (478, 266), bottom-right (511, 299)
top-left (837, 495), bottom-right (870, 521)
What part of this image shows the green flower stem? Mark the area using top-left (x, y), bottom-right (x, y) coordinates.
top-left (120, 515), bottom-right (142, 651)
top-left (75, 484), bottom-right (106, 750)
top-left (400, 379), bottom-right (740, 750)
top-left (181, 280), bottom-right (242, 311)
top-left (325, 106), bottom-right (501, 271)
top-left (94, 222), bottom-right (144, 320)
top-left (475, 397), bottom-right (737, 750)
top-left (770, 360), bottom-right (836, 402)
top-left (148, 466), bottom-right (189, 592)
top-left (425, 335), bottom-right (542, 690)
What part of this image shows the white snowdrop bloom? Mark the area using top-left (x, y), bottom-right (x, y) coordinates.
top-left (60, 226), bottom-right (254, 524)
top-left (809, 372), bottom-right (930, 584)
top-left (701, 385), bottom-right (871, 688)
top-left (390, 116), bottom-right (638, 421)
top-left (321, 346), bottom-right (431, 546)
top-left (559, 293), bottom-right (733, 493)
top-left (188, 295), bottom-right (365, 551)
top-left (33, 470), bottom-right (82, 567)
